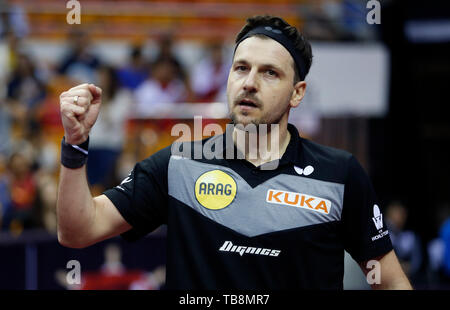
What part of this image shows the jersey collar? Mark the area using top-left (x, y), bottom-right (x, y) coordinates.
top-left (222, 123), bottom-right (302, 169)
top-left (280, 123), bottom-right (302, 167)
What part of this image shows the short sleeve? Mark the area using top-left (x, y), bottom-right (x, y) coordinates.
top-left (103, 146), bottom-right (171, 241)
top-left (342, 156), bottom-right (393, 263)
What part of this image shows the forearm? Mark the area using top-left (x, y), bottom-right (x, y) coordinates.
top-left (372, 274), bottom-right (413, 290)
top-left (362, 250), bottom-right (414, 290)
top-left (56, 165), bottom-right (96, 248)
top-left (57, 83), bottom-right (107, 248)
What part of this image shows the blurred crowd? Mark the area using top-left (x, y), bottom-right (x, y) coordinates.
top-left (0, 26), bottom-right (231, 237)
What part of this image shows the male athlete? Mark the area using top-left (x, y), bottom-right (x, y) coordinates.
top-left (57, 15), bottom-right (412, 289)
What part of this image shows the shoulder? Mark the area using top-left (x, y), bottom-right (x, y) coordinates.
top-left (137, 145), bottom-right (173, 174)
top-left (300, 138), bottom-right (353, 164)
top-left (300, 139), bottom-right (373, 191)
top-left (299, 137), bottom-right (354, 183)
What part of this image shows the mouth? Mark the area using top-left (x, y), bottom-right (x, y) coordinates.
top-left (237, 98), bottom-right (258, 108)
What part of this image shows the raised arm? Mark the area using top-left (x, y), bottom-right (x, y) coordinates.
top-left (56, 83), bottom-right (131, 248)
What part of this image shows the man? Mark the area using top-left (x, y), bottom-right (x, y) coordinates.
top-left (57, 15), bottom-right (412, 289)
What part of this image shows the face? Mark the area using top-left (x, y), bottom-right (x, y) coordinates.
top-left (227, 36), bottom-right (305, 127)
top-left (153, 61), bottom-right (176, 84)
top-left (387, 204), bottom-right (407, 230)
top-left (9, 153), bottom-right (30, 177)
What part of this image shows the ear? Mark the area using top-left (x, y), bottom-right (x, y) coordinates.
top-left (290, 81), bottom-right (306, 108)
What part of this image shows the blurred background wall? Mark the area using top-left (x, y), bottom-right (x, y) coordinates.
top-left (0, 0), bottom-right (449, 289)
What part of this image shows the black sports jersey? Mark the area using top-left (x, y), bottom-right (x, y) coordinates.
top-left (103, 123), bottom-right (392, 289)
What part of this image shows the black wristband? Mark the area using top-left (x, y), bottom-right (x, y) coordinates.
top-left (61, 136), bottom-right (89, 169)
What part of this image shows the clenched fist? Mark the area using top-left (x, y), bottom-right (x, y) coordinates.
top-left (60, 83), bottom-right (102, 145)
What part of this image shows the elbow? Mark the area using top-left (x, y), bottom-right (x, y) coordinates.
top-left (57, 230), bottom-right (88, 249)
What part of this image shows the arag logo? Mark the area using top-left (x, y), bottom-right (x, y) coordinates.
top-left (195, 170), bottom-right (237, 210)
top-left (266, 189), bottom-right (331, 215)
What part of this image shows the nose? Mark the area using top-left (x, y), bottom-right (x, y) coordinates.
top-left (243, 68), bottom-right (258, 93)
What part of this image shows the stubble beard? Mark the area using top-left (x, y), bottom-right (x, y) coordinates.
top-left (230, 107), bottom-right (284, 129)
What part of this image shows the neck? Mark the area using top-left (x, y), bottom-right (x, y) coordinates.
top-left (232, 119), bottom-right (290, 167)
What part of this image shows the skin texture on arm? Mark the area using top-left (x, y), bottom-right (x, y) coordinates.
top-left (56, 165), bottom-right (131, 248)
top-left (57, 83), bottom-right (131, 248)
top-left (359, 249), bottom-right (413, 290)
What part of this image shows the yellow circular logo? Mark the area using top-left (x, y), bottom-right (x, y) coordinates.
top-left (195, 170), bottom-right (237, 210)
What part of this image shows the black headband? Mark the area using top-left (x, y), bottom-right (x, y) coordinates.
top-left (234, 26), bottom-right (306, 81)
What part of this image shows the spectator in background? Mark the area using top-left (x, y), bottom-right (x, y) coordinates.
top-left (0, 151), bottom-right (39, 233)
top-left (0, 124), bottom-right (60, 236)
top-left (0, 153), bottom-right (8, 228)
top-left (152, 34), bottom-right (194, 101)
top-left (4, 52), bottom-right (46, 178)
top-left (2, 32), bottom-right (22, 78)
top-left (58, 30), bottom-right (100, 84)
top-left (133, 56), bottom-right (187, 117)
top-left (427, 203), bottom-right (450, 287)
top-left (439, 214), bottom-right (450, 279)
top-left (153, 34), bottom-right (184, 80)
top-left (100, 243), bottom-right (126, 276)
top-left (129, 265), bottom-right (166, 290)
top-left (385, 201), bottom-right (423, 282)
top-left (28, 125), bottom-right (58, 174)
top-left (301, 0), bottom-right (345, 41)
top-left (191, 41), bottom-right (230, 103)
top-left (301, 0), bottom-right (376, 41)
top-left (36, 170), bottom-right (57, 234)
top-left (26, 124), bottom-right (58, 233)
top-left (117, 44), bottom-right (149, 90)
top-left (0, 0), bottom-right (29, 39)
top-left (6, 53), bottom-right (46, 119)
top-left (1, 34), bottom-right (26, 156)
top-left (88, 65), bottom-right (133, 195)
top-left (0, 103), bottom-right (12, 156)
top-left (36, 75), bottom-right (76, 131)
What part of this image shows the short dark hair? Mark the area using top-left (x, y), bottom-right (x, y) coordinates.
top-left (235, 15), bottom-right (313, 83)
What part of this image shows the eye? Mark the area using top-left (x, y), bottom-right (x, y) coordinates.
top-left (235, 65), bottom-right (247, 72)
top-left (266, 69), bottom-right (278, 77)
